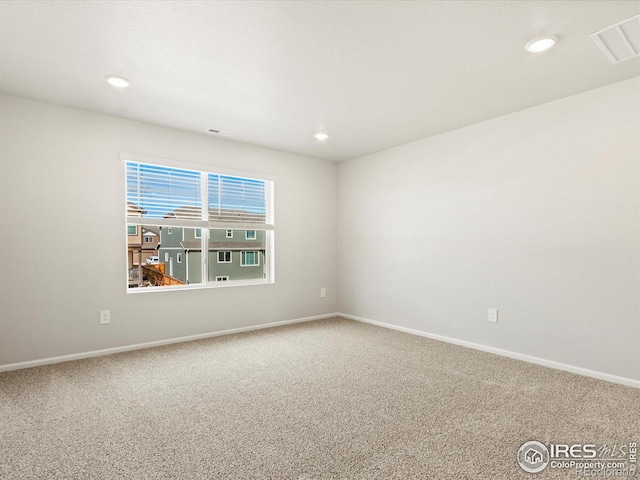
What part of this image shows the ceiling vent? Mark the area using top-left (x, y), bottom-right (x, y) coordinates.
top-left (591, 13), bottom-right (640, 64)
top-left (207, 128), bottom-right (234, 137)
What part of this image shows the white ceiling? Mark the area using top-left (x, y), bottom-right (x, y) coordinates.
top-left (1, 1), bottom-right (639, 162)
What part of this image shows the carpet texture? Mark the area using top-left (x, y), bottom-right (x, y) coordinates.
top-left (1, 317), bottom-right (638, 479)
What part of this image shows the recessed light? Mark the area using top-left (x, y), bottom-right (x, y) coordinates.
top-left (314, 132), bottom-right (329, 141)
top-left (525, 35), bottom-right (558, 53)
top-left (105, 75), bottom-right (130, 88)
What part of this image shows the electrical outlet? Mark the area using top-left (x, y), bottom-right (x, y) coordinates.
top-left (488, 308), bottom-right (498, 323)
top-left (100, 310), bottom-right (111, 325)
top-left (320, 288), bottom-right (326, 298)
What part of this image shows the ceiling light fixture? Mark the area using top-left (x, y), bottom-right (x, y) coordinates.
top-left (314, 132), bottom-right (329, 141)
top-left (105, 75), bottom-right (130, 88)
top-left (525, 35), bottom-right (558, 53)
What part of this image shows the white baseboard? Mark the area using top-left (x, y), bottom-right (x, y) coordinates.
top-left (0, 313), bottom-right (338, 373)
top-left (4, 312), bottom-right (638, 390)
top-left (339, 312), bottom-right (640, 390)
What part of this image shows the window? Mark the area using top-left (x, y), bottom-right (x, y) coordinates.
top-left (241, 251), bottom-right (260, 266)
top-left (125, 157), bottom-right (274, 291)
top-left (217, 251), bottom-right (231, 263)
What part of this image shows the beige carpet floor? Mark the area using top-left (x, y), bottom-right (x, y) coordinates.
top-left (1, 317), bottom-right (638, 479)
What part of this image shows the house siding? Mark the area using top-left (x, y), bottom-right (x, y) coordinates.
top-left (187, 251), bottom-right (202, 284)
top-left (158, 227), bottom-right (266, 284)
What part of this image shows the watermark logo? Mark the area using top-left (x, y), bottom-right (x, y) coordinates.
top-left (517, 441), bottom-right (637, 476)
top-left (518, 441), bottom-right (550, 473)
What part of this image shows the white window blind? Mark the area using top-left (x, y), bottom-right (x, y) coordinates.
top-left (126, 162), bottom-right (202, 221)
top-left (126, 161), bottom-right (273, 229)
top-left (208, 174), bottom-right (274, 228)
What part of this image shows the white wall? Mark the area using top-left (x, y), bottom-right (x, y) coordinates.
top-left (2, 78), bottom-right (639, 381)
top-left (0, 94), bottom-right (337, 366)
top-left (338, 78), bottom-right (640, 381)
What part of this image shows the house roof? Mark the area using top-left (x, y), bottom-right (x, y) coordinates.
top-left (163, 206), bottom-right (201, 220)
top-left (126, 202), bottom-right (147, 215)
top-left (164, 207), bottom-right (266, 223)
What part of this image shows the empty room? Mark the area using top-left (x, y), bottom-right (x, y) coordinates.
top-left (1, 1), bottom-right (639, 479)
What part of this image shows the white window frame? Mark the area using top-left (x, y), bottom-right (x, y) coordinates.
top-left (241, 251), bottom-right (260, 267)
top-left (217, 251), bottom-right (232, 263)
top-left (245, 230), bottom-right (256, 240)
top-left (124, 153), bottom-right (275, 293)
top-left (177, 253), bottom-right (183, 263)
top-left (194, 228), bottom-right (202, 239)
top-left (226, 229), bottom-right (233, 238)
top-left (128, 225), bottom-right (138, 236)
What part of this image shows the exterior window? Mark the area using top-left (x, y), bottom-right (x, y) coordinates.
top-left (125, 158), bottom-right (273, 291)
top-left (241, 251), bottom-right (259, 266)
top-left (217, 251), bottom-right (232, 263)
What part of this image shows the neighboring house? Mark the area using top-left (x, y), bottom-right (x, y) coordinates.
top-left (127, 203), bottom-right (146, 287)
top-left (140, 227), bottom-right (160, 263)
top-left (210, 227), bottom-right (265, 283)
top-left (127, 203), bottom-right (162, 287)
top-left (158, 207), bottom-right (266, 284)
top-left (126, 202), bottom-right (146, 268)
top-left (129, 225), bottom-right (160, 267)
top-left (157, 224), bottom-right (190, 281)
